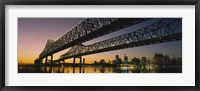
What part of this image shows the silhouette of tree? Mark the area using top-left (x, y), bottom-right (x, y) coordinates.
top-left (146, 59), bottom-right (150, 65)
top-left (100, 59), bottom-right (106, 65)
top-left (153, 53), bottom-right (182, 66)
top-left (141, 57), bottom-right (147, 67)
top-left (132, 57), bottom-right (140, 65)
top-left (163, 55), bottom-right (170, 65)
top-left (153, 53), bottom-right (164, 65)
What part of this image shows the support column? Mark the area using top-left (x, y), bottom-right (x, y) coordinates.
top-left (51, 55), bottom-right (53, 66)
top-left (83, 58), bottom-right (85, 73)
top-left (62, 61), bottom-right (64, 73)
top-left (83, 58), bottom-right (85, 66)
top-left (45, 56), bottom-right (48, 65)
top-left (80, 56), bottom-right (82, 67)
top-left (45, 56), bottom-right (48, 72)
top-left (50, 55), bottom-right (53, 73)
top-left (79, 56), bottom-right (82, 73)
top-left (73, 58), bottom-right (76, 66)
top-left (73, 57), bottom-right (75, 73)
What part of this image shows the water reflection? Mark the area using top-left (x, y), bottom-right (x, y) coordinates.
top-left (18, 64), bottom-right (182, 73)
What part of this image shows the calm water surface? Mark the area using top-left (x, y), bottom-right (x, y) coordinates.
top-left (18, 64), bottom-right (182, 73)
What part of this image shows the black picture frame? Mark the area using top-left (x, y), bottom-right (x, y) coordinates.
top-left (0, 0), bottom-right (199, 91)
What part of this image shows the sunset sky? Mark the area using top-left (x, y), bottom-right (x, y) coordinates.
top-left (18, 18), bottom-right (182, 64)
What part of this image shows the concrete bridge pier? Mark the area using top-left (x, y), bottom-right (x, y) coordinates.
top-left (45, 56), bottom-right (47, 72)
top-left (73, 58), bottom-right (75, 73)
top-left (83, 58), bottom-right (85, 66)
top-left (83, 58), bottom-right (85, 73)
top-left (51, 55), bottom-right (53, 66)
top-left (73, 56), bottom-right (82, 66)
top-left (79, 56), bottom-right (82, 73)
top-left (79, 56), bottom-right (82, 67)
top-left (73, 58), bottom-right (76, 66)
top-left (44, 54), bottom-right (53, 72)
top-left (72, 56), bottom-right (82, 73)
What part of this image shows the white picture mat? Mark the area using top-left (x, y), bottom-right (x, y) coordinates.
top-left (5, 5), bottom-right (195, 86)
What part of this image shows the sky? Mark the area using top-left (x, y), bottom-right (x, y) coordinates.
top-left (18, 18), bottom-right (182, 64)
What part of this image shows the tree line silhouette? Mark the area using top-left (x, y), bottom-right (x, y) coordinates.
top-left (131, 53), bottom-right (182, 67)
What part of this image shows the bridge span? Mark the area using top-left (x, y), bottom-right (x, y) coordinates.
top-left (52, 18), bottom-right (182, 65)
top-left (35, 18), bottom-right (148, 64)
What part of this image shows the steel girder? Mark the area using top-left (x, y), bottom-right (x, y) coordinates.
top-left (60, 18), bottom-right (182, 60)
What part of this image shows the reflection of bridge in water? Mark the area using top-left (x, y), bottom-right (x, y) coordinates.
top-left (34, 18), bottom-right (182, 70)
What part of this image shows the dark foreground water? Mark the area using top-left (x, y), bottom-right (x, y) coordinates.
top-left (18, 64), bottom-right (182, 73)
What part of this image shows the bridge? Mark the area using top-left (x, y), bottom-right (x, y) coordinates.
top-left (34, 18), bottom-right (182, 68)
top-left (35, 18), bottom-right (148, 63)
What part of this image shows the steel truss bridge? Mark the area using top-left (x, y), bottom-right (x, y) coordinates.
top-left (34, 18), bottom-right (182, 67)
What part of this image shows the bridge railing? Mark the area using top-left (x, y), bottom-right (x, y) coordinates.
top-left (60, 18), bottom-right (182, 59)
